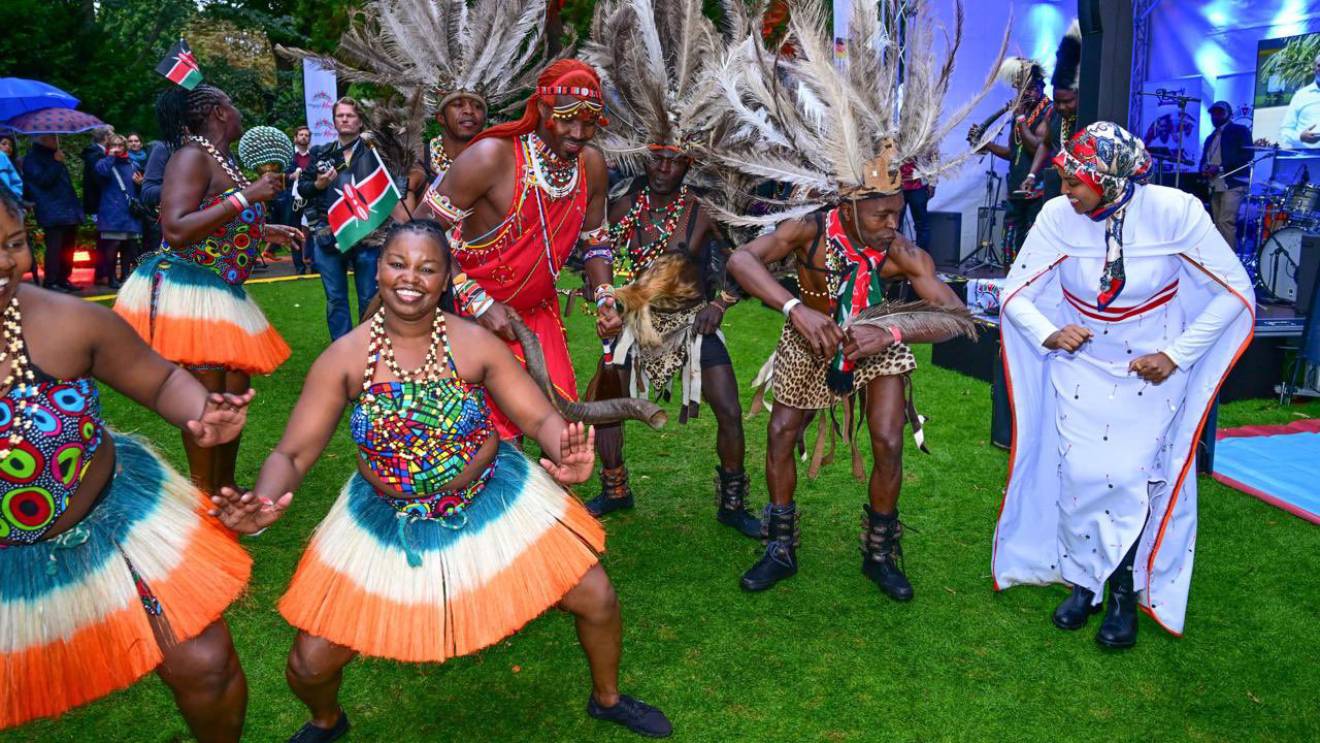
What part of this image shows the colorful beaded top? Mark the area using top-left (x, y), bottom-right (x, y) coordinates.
top-left (350, 310), bottom-right (495, 501)
top-left (163, 187), bottom-right (265, 286)
top-left (0, 298), bottom-right (105, 545)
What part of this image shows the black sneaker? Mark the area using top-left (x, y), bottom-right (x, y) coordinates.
top-left (288, 711), bottom-right (350, 743)
top-left (587, 694), bottom-right (672, 738)
top-left (585, 492), bottom-right (634, 517)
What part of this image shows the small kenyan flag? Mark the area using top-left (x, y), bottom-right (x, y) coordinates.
top-left (156, 39), bottom-right (203, 90)
top-left (328, 145), bottom-right (400, 253)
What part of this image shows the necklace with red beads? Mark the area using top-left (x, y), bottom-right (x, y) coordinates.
top-left (610, 186), bottom-right (689, 278)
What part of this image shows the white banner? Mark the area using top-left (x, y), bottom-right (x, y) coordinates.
top-left (302, 58), bottom-right (338, 147)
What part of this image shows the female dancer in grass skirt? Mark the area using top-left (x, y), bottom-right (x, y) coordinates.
top-left (113, 83), bottom-right (302, 496)
top-left (211, 221), bottom-right (672, 741)
top-left (0, 184), bottom-right (256, 740)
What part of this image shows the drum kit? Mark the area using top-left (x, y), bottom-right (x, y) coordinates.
top-left (1234, 146), bottom-right (1320, 305)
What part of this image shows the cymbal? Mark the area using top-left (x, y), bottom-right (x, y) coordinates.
top-left (1247, 144), bottom-right (1310, 154)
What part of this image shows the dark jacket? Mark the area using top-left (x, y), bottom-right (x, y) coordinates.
top-left (21, 143), bottom-right (83, 228)
top-left (140, 140), bottom-right (173, 209)
top-left (81, 143), bottom-right (106, 214)
top-left (1200, 122), bottom-right (1252, 190)
top-left (94, 154), bottom-right (142, 235)
top-left (297, 138), bottom-right (366, 236)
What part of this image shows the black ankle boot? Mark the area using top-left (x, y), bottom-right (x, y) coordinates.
top-left (585, 465), bottom-right (634, 517)
top-left (1096, 545), bottom-right (1139, 649)
top-left (860, 506), bottom-right (914, 602)
top-left (714, 467), bottom-right (763, 539)
top-left (1052, 585), bottom-right (1101, 630)
top-left (740, 503), bottom-right (798, 591)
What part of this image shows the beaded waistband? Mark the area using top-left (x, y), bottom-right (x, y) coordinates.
top-left (378, 457), bottom-right (498, 529)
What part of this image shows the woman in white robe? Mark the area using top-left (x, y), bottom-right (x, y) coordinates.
top-left (992, 122), bottom-right (1254, 648)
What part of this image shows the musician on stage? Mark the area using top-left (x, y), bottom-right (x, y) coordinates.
top-left (1199, 101), bottom-right (1252, 247)
top-left (974, 59), bottom-right (1052, 261)
top-left (1027, 21), bottom-right (1081, 202)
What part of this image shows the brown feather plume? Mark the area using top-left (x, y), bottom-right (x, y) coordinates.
top-left (846, 301), bottom-right (980, 342)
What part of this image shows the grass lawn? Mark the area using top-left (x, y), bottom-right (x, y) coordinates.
top-left (10, 277), bottom-right (1319, 742)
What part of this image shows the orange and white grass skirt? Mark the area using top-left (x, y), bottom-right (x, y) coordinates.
top-left (0, 432), bottom-right (250, 730)
top-left (113, 253), bottom-right (290, 375)
top-left (279, 443), bottom-right (604, 663)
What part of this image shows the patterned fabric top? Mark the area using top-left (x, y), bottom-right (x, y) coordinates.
top-left (162, 187), bottom-right (265, 286)
top-left (350, 338), bottom-right (495, 498)
top-left (0, 349), bottom-right (105, 545)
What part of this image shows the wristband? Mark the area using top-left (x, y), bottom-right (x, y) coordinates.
top-left (781, 297), bottom-right (802, 318)
top-left (225, 194), bottom-right (244, 214)
top-left (719, 289), bottom-right (740, 306)
top-left (1023, 173), bottom-right (1037, 182)
top-left (887, 325), bottom-right (902, 345)
top-left (233, 191), bottom-right (251, 210)
top-left (243, 527), bottom-right (268, 538)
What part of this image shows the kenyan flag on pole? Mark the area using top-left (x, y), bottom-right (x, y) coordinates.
top-left (155, 39), bottom-right (203, 90)
top-left (328, 146), bottom-right (400, 253)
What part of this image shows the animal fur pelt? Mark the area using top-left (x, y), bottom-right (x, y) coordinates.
top-left (845, 300), bottom-right (979, 342)
top-left (613, 253), bottom-right (704, 347)
top-left (1051, 20), bottom-right (1082, 92)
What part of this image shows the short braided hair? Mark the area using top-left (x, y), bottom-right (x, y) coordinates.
top-left (156, 84), bottom-right (229, 149)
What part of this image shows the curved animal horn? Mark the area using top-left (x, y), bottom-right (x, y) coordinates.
top-left (508, 314), bottom-right (668, 429)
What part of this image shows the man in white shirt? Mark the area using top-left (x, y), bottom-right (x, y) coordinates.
top-left (1279, 53), bottom-right (1320, 149)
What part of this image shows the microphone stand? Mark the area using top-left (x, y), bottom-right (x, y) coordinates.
top-left (1139, 90), bottom-right (1201, 189)
top-left (961, 153), bottom-right (1005, 272)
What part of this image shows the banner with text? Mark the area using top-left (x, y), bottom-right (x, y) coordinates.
top-left (303, 58), bottom-right (338, 147)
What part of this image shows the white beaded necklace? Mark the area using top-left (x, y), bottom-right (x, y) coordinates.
top-left (189, 135), bottom-right (251, 188)
top-left (0, 296), bottom-right (38, 460)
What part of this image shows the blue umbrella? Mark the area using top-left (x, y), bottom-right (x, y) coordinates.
top-left (0, 78), bottom-right (79, 122)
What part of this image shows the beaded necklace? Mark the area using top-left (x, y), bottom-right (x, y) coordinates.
top-left (0, 296), bottom-right (39, 460)
top-left (610, 186), bottom-right (689, 278)
top-left (365, 307), bottom-right (448, 387)
top-left (526, 133), bottom-right (580, 199)
top-left (429, 136), bottom-right (453, 176)
top-left (189, 135), bottom-right (250, 188)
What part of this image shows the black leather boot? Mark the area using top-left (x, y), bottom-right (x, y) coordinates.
top-left (1052, 585), bottom-right (1101, 630)
top-left (740, 503), bottom-right (798, 591)
top-left (860, 505), bottom-right (914, 602)
top-left (585, 465), bottom-right (634, 517)
top-left (1096, 544), bottom-right (1139, 649)
top-left (714, 467), bottom-right (763, 539)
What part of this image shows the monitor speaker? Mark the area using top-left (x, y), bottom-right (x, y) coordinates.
top-left (927, 211), bottom-right (962, 268)
top-left (1298, 234), bottom-right (1320, 315)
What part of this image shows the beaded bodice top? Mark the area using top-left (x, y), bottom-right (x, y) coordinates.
top-left (349, 310), bottom-right (494, 496)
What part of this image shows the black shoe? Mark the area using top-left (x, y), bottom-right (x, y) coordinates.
top-left (740, 503), bottom-right (798, 591)
top-left (1096, 545), bottom-right (1139, 650)
top-left (1052, 585), bottom-right (1101, 630)
top-left (860, 505), bottom-right (914, 602)
top-left (587, 694), bottom-right (672, 738)
top-left (714, 467), bottom-right (763, 539)
top-left (585, 465), bottom-right (634, 517)
top-left (288, 711), bottom-right (349, 743)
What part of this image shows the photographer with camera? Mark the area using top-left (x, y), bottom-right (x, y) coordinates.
top-left (297, 98), bottom-right (384, 340)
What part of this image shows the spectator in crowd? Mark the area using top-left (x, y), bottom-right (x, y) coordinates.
top-left (126, 132), bottom-right (149, 170)
top-left (81, 126), bottom-right (112, 217)
top-left (899, 161), bottom-right (934, 251)
top-left (298, 99), bottom-right (388, 339)
top-left (276, 125), bottom-right (313, 274)
top-left (93, 133), bottom-right (143, 289)
top-left (21, 134), bottom-right (83, 291)
top-left (139, 138), bottom-right (172, 254)
top-left (0, 135), bottom-right (22, 200)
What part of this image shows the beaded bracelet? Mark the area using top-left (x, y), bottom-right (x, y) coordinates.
top-left (579, 223), bottom-right (609, 244)
top-left (718, 289), bottom-right (740, 306)
top-left (233, 190), bottom-right (251, 210)
top-left (583, 246), bottom-right (613, 264)
top-left (225, 194), bottom-right (244, 214)
top-left (425, 189), bottom-right (472, 223)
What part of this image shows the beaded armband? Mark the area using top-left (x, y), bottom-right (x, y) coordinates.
top-left (454, 276), bottom-right (494, 318)
top-left (425, 188), bottom-right (472, 224)
top-left (581, 223), bottom-right (613, 264)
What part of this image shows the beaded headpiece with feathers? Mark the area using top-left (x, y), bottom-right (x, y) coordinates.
top-left (697, 0), bottom-right (1008, 227)
top-left (277, 0), bottom-right (560, 117)
top-left (582, 0), bottom-right (723, 170)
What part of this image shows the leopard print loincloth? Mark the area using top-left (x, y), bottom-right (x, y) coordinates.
top-left (769, 322), bottom-right (916, 410)
top-left (632, 304), bottom-right (705, 391)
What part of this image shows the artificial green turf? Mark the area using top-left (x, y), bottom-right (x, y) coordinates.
top-left (9, 277), bottom-right (1319, 742)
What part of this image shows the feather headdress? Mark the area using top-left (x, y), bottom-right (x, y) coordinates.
top-left (696, 0), bottom-right (1009, 227)
top-left (1051, 20), bottom-right (1082, 93)
top-left (277, 0), bottom-right (558, 116)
